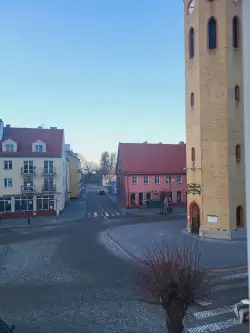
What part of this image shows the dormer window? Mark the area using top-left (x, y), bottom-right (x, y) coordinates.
top-left (32, 140), bottom-right (46, 153)
top-left (35, 144), bottom-right (43, 152)
top-left (6, 144), bottom-right (14, 152)
top-left (2, 139), bottom-right (17, 152)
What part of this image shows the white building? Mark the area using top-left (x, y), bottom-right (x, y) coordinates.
top-left (0, 120), bottom-right (67, 218)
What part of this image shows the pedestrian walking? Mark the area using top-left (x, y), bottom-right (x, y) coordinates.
top-left (164, 196), bottom-right (169, 214)
top-left (28, 216), bottom-right (31, 225)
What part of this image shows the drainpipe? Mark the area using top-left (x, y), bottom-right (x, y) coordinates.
top-left (243, 0), bottom-right (250, 300)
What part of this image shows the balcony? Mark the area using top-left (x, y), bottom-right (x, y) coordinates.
top-left (21, 185), bottom-right (35, 193)
top-left (42, 167), bottom-right (56, 176)
top-left (42, 184), bottom-right (56, 192)
top-left (21, 167), bottom-right (36, 176)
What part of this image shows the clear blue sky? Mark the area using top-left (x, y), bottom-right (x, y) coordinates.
top-left (0, 0), bottom-right (185, 163)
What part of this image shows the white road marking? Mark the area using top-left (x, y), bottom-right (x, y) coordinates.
top-left (192, 306), bottom-right (234, 320)
top-left (116, 212), bottom-right (120, 215)
top-left (93, 212), bottom-right (98, 217)
top-left (187, 318), bottom-right (239, 333)
top-left (195, 299), bottom-right (213, 306)
top-left (218, 272), bottom-right (248, 281)
top-left (212, 280), bottom-right (248, 292)
top-left (104, 212), bottom-right (109, 217)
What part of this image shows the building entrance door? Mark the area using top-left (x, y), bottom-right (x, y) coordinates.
top-left (177, 191), bottom-right (181, 204)
top-left (190, 203), bottom-right (200, 234)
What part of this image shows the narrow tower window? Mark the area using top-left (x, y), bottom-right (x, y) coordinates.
top-left (208, 17), bottom-right (217, 50)
top-left (189, 27), bottom-right (195, 59)
top-left (236, 205), bottom-right (244, 228)
top-left (233, 16), bottom-right (240, 49)
top-left (191, 147), bottom-right (196, 168)
top-left (190, 92), bottom-right (195, 107)
top-left (235, 85), bottom-right (240, 102)
top-left (236, 145), bottom-right (241, 163)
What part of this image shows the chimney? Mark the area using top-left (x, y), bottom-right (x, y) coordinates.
top-left (178, 141), bottom-right (185, 145)
top-left (158, 142), bottom-right (162, 144)
top-left (143, 141), bottom-right (147, 144)
top-left (6, 124), bottom-right (11, 128)
top-left (50, 127), bottom-right (57, 130)
top-left (38, 126), bottom-right (42, 129)
top-left (0, 119), bottom-right (4, 140)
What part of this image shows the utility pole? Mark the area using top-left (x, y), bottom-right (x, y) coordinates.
top-left (243, 0), bottom-right (250, 300)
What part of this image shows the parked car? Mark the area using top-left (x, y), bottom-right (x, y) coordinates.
top-left (0, 318), bottom-right (15, 333)
top-left (98, 189), bottom-right (105, 195)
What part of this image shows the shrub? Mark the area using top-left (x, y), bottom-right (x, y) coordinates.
top-left (138, 241), bottom-right (209, 333)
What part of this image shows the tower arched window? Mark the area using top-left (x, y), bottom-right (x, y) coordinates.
top-left (233, 16), bottom-right (240, 49)
top-left (236, 205), bottom-right (244, 228)
top-left (191, 147), bottom-right (195, 161)
top-left (189, 27), bottom-right (195, 59)
top-left (208, 17), bottom-right (217, 50)
top-left (236, 144), bottom-right (241, 163)
top-left (235, 85), bottom-right (240, 102)
top-left (190, 92), bottom-right (195, 107)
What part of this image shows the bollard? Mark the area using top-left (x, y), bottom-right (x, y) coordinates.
top-left (28, 217), bottom-right (31, 225)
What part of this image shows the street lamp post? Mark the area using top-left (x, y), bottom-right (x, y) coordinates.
top-left (243, 0), bottom-right (250, 300)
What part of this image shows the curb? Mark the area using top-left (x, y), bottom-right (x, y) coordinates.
top-left (0, 215), bottom-right (86, 231)
top-left (105, 227), bottom-right (248, 274)
top-left (105, 228), bottom-right (146, 267)
top-left (0, 246), bottom-right (8, 267)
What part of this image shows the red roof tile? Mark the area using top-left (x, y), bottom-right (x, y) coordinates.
top-left (0, 127), bottom-right (64, 156)
top-left (117, 142), bottom-right (186, 175)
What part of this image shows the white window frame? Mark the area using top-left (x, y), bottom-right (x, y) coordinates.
top-left (166, 176), bottom-right (172, 184)
top-left (154, 176), bottom-right (160, 184)
top-left (5, 144), bottom-right (14, 152)
top-left (4, 160), bottom-right (12, 170)
top-left (132, 176), bottom-right (138, 185)
top-left (4, 178), bottom-right (12, 188)
top-left (176, 175), bottom-right (182, 184)
top-left (143, 176), bottom-right (149, 184)
top-left (35, 144), bottom-right (43, 152)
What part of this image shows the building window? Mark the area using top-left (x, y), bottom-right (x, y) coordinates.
top-left (4, 178), bottom-right (12, 188)
top-left (14, 196), bottom-right (33, 211)
top-left (208, 17), bottom-right (217, 50)
top-left (166, 176), bottom-right (171, 184)
top-left (236, 144), bottom-right (241, 163)
top-left (191, 147), bottom-right (195, 161)
top-left (0, 197), bottom-right (11, 212)
top-left (233, 16), bottom-right (240, 49)
top-left (4, 161), bottom-right (12, 170)
top-left (5, 144), bottom-right (14, 152)
top-left (35, 144), bottom-right (43, 152)
top-left (44, 177), bottom-right (54, 191)
top-left (190, 92), bottom-right (194, 107)
top-left (235, 85), bottom-right (240, 102)
top-left (176, 176), bottom-right (182, 184)
top-left (37, 195), bottom-right (54, 210)
top-left (143, 176), bottom-right (149, 184)
top-left (44, 160), bottom-right (54, 173)
top-left (236, 205), bottom-right (244, 227)
top-left (154, 176), bottom-right (160, 184)
top-left (131, 176), bottom-right (138, 185)
top-left (189, 27), bottom-right (195, 59)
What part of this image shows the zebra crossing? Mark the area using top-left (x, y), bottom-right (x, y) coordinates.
top-left (88, 211), bottom-right (126, 219)
top-left (185, 270), bottom-right (248, 332)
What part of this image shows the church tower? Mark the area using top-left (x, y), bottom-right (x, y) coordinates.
top-left (184, 0), bottom-right (245, 239)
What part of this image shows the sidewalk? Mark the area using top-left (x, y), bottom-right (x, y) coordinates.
top-left (0, 198), bottom-right (87, 229)
top-left (106, 220), bottom-right (247, 270)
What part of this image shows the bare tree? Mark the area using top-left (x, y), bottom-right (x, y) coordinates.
top-left (78, 154), bottom-right (99, 172)
top-left (109, 152), bottom-right (117, 174)
top-left (138, 241), bottom-right (209, 333)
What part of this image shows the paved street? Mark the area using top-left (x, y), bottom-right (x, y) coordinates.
top-left (0, 186), bottom-right (248, 332)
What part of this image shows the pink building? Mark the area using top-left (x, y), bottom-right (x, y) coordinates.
top-left (116, 142), bottom-right (187, 208)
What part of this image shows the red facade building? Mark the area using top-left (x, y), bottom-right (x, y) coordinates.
top-left (116, 142), bottom-right (187, 208)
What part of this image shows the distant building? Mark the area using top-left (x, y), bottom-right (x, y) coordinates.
top-left (65, 149), bottom-right (81, 199)
top-left (0, 120), bottom-right (67, 218)
top-left (116, 142), bottom-right (187, 208)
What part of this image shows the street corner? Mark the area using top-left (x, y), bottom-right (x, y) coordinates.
top-left (97, 227), bottom-right (144, 266)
